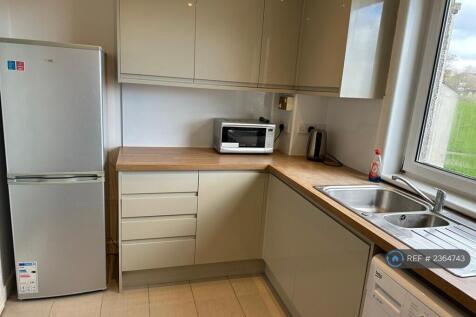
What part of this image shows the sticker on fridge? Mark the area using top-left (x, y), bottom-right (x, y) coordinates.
top-left (7, 60), bottom-right (16, 70)
top-left (16, 61), bottom-right (25, 71)
top-left (17, 261), bottom-right (38, 294)
top-left (6, 60), bottom-right (25, 71)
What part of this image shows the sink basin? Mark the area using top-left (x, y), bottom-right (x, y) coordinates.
top-left (385, 213), bottom-right (450, 228)
top-left (317, 185), bottom-right (429, 214)
top-left (315, 185), bottom-right (476, 277)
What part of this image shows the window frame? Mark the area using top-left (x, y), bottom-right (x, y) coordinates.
top-left (403, 0), bottom-right (476, 199)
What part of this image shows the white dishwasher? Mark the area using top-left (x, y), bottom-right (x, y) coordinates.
top-left (362, 255), bottom-right (468, 317)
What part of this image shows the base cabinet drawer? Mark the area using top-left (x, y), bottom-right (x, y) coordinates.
top-left (121, 171), bottom-right (198, 194)
top-left (122, 194), bottom-right (198, 218)
top-left (122, 238), bottom-right (196, 271)
top-left (122, 216), bottom-right (197, 240)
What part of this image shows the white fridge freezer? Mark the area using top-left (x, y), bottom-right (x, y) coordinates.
top-left (0, 38), bottom-right (106, 299)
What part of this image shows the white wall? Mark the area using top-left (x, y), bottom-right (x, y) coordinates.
top-left (290, 95), bottom-right (328, 155)
top-left (326, 98), bottom-right (383, 173)
top-left (123, 85), bottom-right (270, 147)
top-left (271, 95), bottom-right (294, 154)
top-left (271, 94), bottom-right (328, 155)
top-left (271, 94), bottom-right (382, 173)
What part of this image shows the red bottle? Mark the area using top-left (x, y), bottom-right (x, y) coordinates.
top-left (369, 148), bottom-right (382, 182)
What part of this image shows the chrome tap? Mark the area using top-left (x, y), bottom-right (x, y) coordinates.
top-left (391, 175), bottom-right (446, 213)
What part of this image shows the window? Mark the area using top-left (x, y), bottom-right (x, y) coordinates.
top-left (418, 0), bottom-right (476, 179)
top-left (403, 0), bottom-right (476, 197)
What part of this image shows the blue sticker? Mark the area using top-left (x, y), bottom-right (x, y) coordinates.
top-left (7, 60), bottom-right (16, 70)
top-left (19, 262), bottom-right (33, 266)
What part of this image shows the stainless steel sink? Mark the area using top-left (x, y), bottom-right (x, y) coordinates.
top-left (384, 213), bottom-right (450, 228)
top-left (315, 184), bottom-right (476, 277)
top-left (317, 185), bottom-right (429, 214)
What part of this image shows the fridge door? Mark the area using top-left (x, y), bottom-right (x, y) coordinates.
top-left (0, 41), bottom-right (104, 176)
top-left (8, 177), bottom-right (106, 299)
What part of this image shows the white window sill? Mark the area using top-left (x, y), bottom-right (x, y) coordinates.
top-left (382, 173), bottom-right (476, 220)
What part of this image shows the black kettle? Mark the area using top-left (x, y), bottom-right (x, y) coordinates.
top-left (306, 127), bottom-right (327, 162)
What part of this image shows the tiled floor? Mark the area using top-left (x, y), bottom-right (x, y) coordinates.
top-left (2, 275), bottom-right (288, 317)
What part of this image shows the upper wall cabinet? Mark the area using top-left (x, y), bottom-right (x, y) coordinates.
top-left (259, 0), bottom-right (303, 90)
top-left (296, 0), bottom-right (351, 94)
top-left (117, 0), bottom-right (398, 98)
top-left (194, 0), bottom-right (265, 86)
top-left (118, 0), bottom-right (196, 83)
top-left (296, 0), bottom-right (399, 98)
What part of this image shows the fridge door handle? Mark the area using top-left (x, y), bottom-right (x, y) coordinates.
top-left (8, 176), bottom-right (104, 185)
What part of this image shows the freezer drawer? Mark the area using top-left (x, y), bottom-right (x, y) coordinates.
top-left (8, 179), bottom-right (106, 299)
top-left (122, 238), bottom-right (195, 271)
top-left (121, 193), bottom-right (198, 218)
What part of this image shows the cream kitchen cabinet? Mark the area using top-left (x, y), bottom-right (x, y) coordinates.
top-left (118, 169), bottom-right (370, 313)
top-left (118, 0), bottom-right (196, 83)
top-left (194, 0), bottom-right (265, 86)
top-left (296, 0), bottom-right (351, 94)
top-left (118, 0), bottom-right (398, 97)
top-left (296, 0), bottom-right (399, 98)
top-left (291, 189), bottom-right (370, 316)
top-left (121, 171), bottom-right (198, 194)
top-left (195, 171), bottom-right (267, 264)
top-left (263, 175), bottom-right (304, 305)
top-left (258, 0), bottom-right (303, 89)
top-left (264, 175), bottom-right (371, 316)
top-left (119, 171), bottom-right (199, 289)
top-left (119, 170), bottom-right (267, 288)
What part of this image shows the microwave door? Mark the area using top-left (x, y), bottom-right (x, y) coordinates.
top-left (223, 127), bottom-right (266, 148)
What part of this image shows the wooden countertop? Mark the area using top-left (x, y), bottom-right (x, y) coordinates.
top-left (117, 147), bottom-right (476, 314)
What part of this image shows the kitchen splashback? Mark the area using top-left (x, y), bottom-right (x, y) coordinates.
top-left (122, 84), bottom-right (271, 147)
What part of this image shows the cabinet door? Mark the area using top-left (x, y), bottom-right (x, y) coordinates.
top-left (296, 0), bottom-right (351, 91)
top-left (264, 175), bottom-right (370, 316)
top-left (259, 0), bottom-right (303, 89)
top-left (263, 175), bottom-right (303, 303)
top-left (119, 0), bottom-right (196, 80)
top-left (196, 171), bottom-right (267, 264)
top-left (292, 193), bottom-right (370, 317)
top-left (195, 0), bottom-right (265, 85)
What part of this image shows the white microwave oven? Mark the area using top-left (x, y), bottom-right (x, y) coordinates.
top-left (213, 119), bottom-right (275, 154)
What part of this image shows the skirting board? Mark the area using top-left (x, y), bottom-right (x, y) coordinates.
top-left (122, 259), bottom-right (264, 289)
